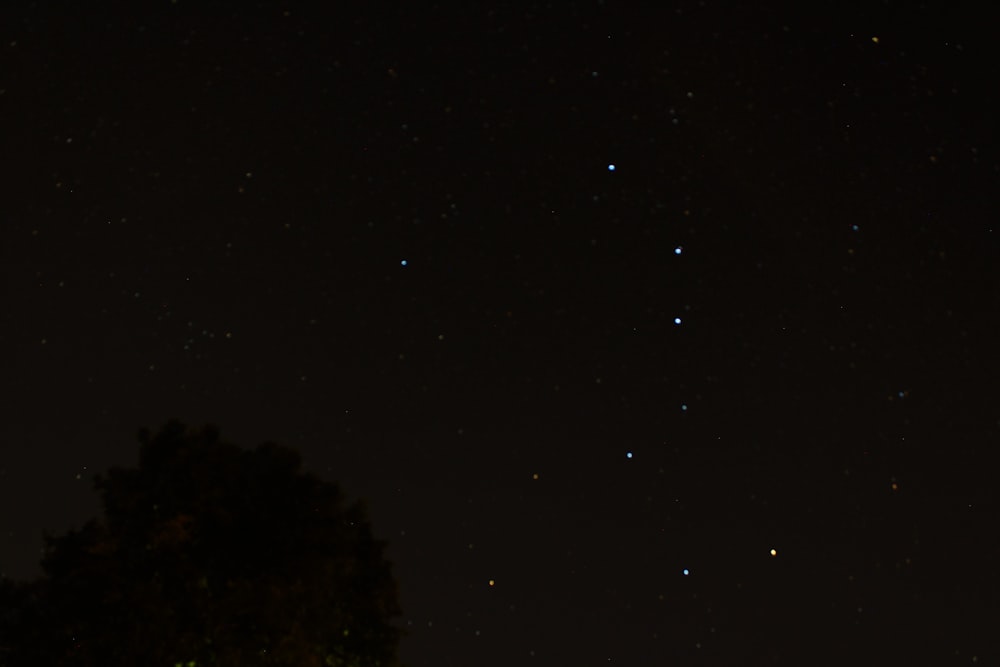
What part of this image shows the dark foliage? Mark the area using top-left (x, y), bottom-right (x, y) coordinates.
top-left (0, 421), bottom-right (402, 666)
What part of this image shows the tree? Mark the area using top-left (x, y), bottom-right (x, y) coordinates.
top-left (0, 421), bottom-right (403, 666)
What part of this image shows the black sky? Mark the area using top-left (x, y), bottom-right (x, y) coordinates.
top-left (2, 2), bottom-right (999, 665)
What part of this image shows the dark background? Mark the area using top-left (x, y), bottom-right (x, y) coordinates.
top-left (2, 2), bottom-right (998, 664)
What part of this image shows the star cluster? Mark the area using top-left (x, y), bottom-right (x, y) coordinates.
top-left (1, 3), bottom-right (998, 665)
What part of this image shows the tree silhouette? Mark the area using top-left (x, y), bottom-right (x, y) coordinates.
top-left (0, 421), bottom-right (403, 667)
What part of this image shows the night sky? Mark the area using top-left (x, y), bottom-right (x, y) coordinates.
top-left (2, 2), bottom-right (999, 664)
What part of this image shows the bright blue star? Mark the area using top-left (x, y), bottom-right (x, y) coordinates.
top-left (400, 260), bottom-right (408, 266)
top-left (607, 164), bottom-right (616, 171)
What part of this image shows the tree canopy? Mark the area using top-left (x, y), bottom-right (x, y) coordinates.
top-left (0, 421), bottom-right (403, 667)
